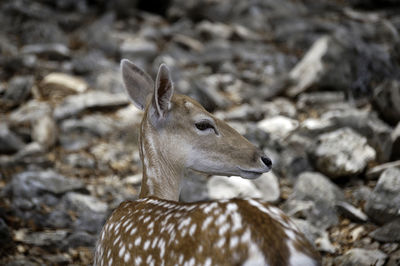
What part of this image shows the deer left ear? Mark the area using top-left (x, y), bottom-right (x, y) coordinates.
top-left (154, 64), bottom-right (174, 118)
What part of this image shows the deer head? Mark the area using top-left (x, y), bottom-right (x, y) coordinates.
top-left (121, 59), bottom-right (272, 200)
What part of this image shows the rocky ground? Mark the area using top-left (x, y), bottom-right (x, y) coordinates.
top-left (1, 0), bottom-right (400, 265)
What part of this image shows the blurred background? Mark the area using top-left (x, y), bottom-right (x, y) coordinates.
top-left (1, 0), bottom-right (400, 265)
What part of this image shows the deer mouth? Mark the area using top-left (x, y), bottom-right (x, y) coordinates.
top-left (237, 167), bottom-right (268, 179)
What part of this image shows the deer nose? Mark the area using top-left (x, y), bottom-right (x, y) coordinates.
top-left (261, 156), bottom-right (272, 168)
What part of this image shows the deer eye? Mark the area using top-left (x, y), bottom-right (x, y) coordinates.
top-left (195, 121), bottom-right (215, 131)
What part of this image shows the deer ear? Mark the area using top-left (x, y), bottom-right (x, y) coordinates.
top-left (121, 59), bottom-right (154, 110)
top-left (154, 63), bottom-right (174, 118)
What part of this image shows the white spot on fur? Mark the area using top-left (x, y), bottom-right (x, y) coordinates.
top-left (134, 236), bottom-right (142, 246)
top-left (230, 236), bottom-right (239, 248)
top-left (124, 252), bottom-right (131, 263)
top-left (118, 245), bottom-right (125, 258)
top-left (189, 224), bottom-right (197, 236)
top-left (202, 216), bottom-right (213, 230)
top-left (205, 257), bottom-right (212, 266)
top-left (144, 240), bottom-right (150, 250)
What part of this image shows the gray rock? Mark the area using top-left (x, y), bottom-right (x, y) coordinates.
top-left (321, 108), bottom-right (393, 163)
top-left (64, 192), bottom-right (107, 214)
top-left (292, 218), bottom-right (336, 253)
top-left (335, 201), bottom-right (368, 223)
top-left (217, 104), bottom-right (262, 122)
top-left (0, 124), bottom-right (25, 154)
top-left (32, 115), bottom-right (57, 149)
top-left (193, 76), bottom-right (231, 112)
top-left (10, 170), bottom-right (85, 198)
top-left (366, 160), bottom-right (400, 179)
top-left (63, 192), bottom-right (108, 233)
top-left (260, 98), bottom-right (297, 119)
top-left (373, 79), bottom-right (400, 125)
top-left (9, 100), bottom-right (52, 126)
top-left (120, 37), bottom-right (158, 61)
top-left (2, 76), bottom-right (33, 105)
top-left (21, 230), bottom-right (68, 247)
top-left (334, 248), bottom-right (387, 266)
top-left (43, 254), bottom-right (71, 265)
top-left (80, 12), bottom-right (118, 57)
top-left (387, 249), bottom-right (400, 266)
top-left (311, 128), bottom-right (376, 178)
top-left (62, 231), bottom-right (97, 249)
top-left (285, 172), bottom-right (345, 229)
top-left (392, 122), bottom-right (400, 159)
top-left (257, 116), bottom-right (299, 143)
top-left (60, 114), bottom-right (115, 137)
top-left (365, 167), bottom-right (400, 224)
top-left (286, 35), bottom-right (352, 97)
top-left (54, 91), bottom-right (129, 120)
top-left (62, 153), bottom-right (95, 169)
top-left (370, 218), bottom-right (400, 242)
top-left (297, 92), bottom-right (346, 114)
top-left (21, 43), bottom-right (70, 60)
top-left (20, 21), bottom-right (68, 45)
top-left (59, 132), bottom-right (93, 151)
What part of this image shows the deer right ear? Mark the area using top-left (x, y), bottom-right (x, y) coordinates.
top-left (121, 59), bottom-right (154, 110)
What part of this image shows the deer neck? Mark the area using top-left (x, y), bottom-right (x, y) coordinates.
top-left (138, 119), bottom-right (184, 201)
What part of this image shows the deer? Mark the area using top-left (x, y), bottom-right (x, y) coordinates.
top-left (94, 59), bottom-right (321, 266)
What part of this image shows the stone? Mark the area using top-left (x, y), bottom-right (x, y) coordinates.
top-left (39, 72), bottom-right (88, 99)
top-left (286, 36), bottom-right (352, 97)
top-left (64, 192), bottom-right (107, 214)
top-left (311, 128), bottom-right (376, 178)
top-left (53, 91), bottom-right (129, 120)
top-left (335, 201), bottom-right (368, 223)
top-left (21, 43), bottom-right (70, 60)
top-left (193, 75), bottom-right (231, 112)
top-left (334, 248), bottom-right (387, 266)
top-left (260, 97), bottom-right (297, 119)
top-left (60, 114), bottom-right (115, 138)
top-left (366, 160), bottom-right (400, 179)
top-left (32, 115), bottom-right (57, 149)
top-left (297, 91), bottom-right (346, 113)
top-left (62, 231), bottom-right (97, 249)
top-left (9, 100), bottom-right (51, 126)
top-left (257, 115), bottom-right (299, 142)
top-left (0, 124), bottom-right (25, 154)
top-left (370, 219), bottom-right (400, 242)
top-left (373, 79), bottom-right (400, 125)
top-left (20, 230), bottom-right (68, 247)
top-left (387, 249), bottom-right (400, 266)
top-left (208, 176), bottom-right (263, 200)
top-left (285, 172), bottom-right (345, 229)
top-left (392, 122), bottom-right (400, 159)
top-left (62, 153), bottom-right (95, 169)
top-left (10, 170), bottom-right (84, 198)
top-left (120, 37), bottom-right (158, 61)
top-left (2, 76), bottom-right (33, 106)
top-left (365, 167), bottom-right (400, 224)
top-left (321, 108), bottom-right (393, 163)
top-left (291, 172), bottom-right (346, 204)
top-left (251, 172), bottom-right (280, 203)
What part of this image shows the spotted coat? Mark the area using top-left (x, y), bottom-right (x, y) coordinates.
top-left (94, 197), bottom-right (321, 266)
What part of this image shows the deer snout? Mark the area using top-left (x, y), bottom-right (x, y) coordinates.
top-left (261, 156), bottom-right (272, 168)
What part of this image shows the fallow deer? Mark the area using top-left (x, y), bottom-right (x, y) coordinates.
top-left (94, 60), bottom-right (321, 266)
